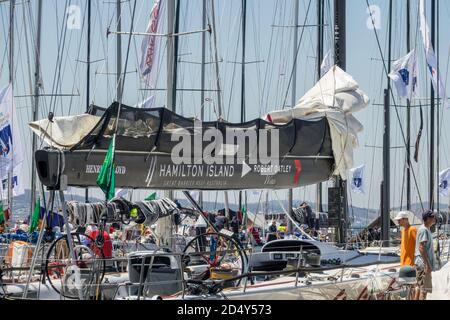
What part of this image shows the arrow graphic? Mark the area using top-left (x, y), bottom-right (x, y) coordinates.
top-left (242, 161), bottom-right (251, 177)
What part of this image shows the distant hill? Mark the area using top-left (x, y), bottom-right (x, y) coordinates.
top-left (9, 190), bottom-right (448, 229)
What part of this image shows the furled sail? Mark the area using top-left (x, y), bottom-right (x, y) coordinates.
top-left (265, 66), bottom-right (369, 179)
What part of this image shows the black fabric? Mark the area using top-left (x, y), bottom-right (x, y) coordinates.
top-left (72, 102), bottom-right (333, 162)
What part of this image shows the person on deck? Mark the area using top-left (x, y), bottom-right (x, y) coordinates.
top-left (266, 220), bottom-right (278, 242)
top-left (414, 210), bottom-right (437, 300)
top-left (394, 211), bottom-right (417, 267)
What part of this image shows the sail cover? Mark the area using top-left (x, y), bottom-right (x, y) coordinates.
top-left (31, 102), bottom-right (335, 190)
top-left (265, 66), bottom-right (369, 180)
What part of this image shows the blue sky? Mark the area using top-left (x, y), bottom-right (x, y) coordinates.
top-left (1, 0), bottom-right (450, 213)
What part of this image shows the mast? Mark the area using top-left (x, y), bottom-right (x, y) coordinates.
top-left (406, 0), bottom-right (411, 210)
top-left (85, 0), bottom-right (92, 203)
top-left (209, 0), bottom-right (228, 215)
top-left (239, 0), bottom-right (247, 214)
top-left (30, 0), bottom-right (42, 215)
top-left (287, 0), bottom-right (300, 235)
top-left (333, 0), bottom-right (347, 244)
top-left (199, 0), bottom-right (207, 208)
top-left (116, 0), bottom-right (122, 101)
top-left (316, 0), bottom-right (324, 213)
top-left (7, 0), bottom-right (15, 214)
top-left (429, 0), bottom-right (436, 210)
top-left (381, 0), bottom-right (393, 245)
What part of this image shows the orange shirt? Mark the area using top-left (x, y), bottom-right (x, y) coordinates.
top-left (400, 226), bottom-right (417, 266)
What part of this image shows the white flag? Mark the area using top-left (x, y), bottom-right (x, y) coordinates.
top-left (134, 95), bottom-right (155, 109)
top-left (189, 191), bottom-right (199, 202)
top-left (115, 188), bottom-right (129, 198)
top-left (0, 83), bottom-right (23, 177)
top-left (320, 50), bottom-right (334, 77)
top-left (419, 0), bottom-right (448, 109)
top-left (140, 0), bottom-right (165, 88)
top-left (388, 49), bottom-right (418, 99)
top-left (349, 165), bottom-right (365, 194)
top-left (0, 163), bottom-right (25, 198)
top-left (439, 168), bottom-right (450, 197)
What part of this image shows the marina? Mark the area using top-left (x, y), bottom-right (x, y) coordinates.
top-left (0, 0), bottom-right (450, 304)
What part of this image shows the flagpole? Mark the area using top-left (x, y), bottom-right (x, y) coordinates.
top-left (30, 0), bottom-right (42, 228)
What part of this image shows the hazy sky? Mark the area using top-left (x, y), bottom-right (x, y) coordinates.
top-left (1, 0), bottom-right (450, 213)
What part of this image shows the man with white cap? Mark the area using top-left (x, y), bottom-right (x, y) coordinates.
top-left (394, 211), bottom-right (417, 267)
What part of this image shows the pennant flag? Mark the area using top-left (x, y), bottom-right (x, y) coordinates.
top-left (320, 50), bottom-right (334, 77)
top-left (350, 165), bottom-right (365, 194)
top-left (140, 0), bottom-right (165, 88)
top-left (439, 168), bottom-right (450, 197)
top-left (97, 136), bottom-right (116, 201)
top-left (145, 192), bottom-right (157, 201)
top-left (29, 197), bottom-right (41, 233)
top-left (0, 83), bottom-right (24, 176)
top-left (419, 0), bottom-right (448, 109)
top-left (134, 95), bottom-right (155, 109)
top-left (388, 49), bottom-right (419, 99)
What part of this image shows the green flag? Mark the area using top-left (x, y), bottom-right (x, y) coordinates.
top-left (29, 197), bottom-right (40, 233)
top-left (0, 203), bottom-right (4, 225)
top-left (145, 192), bottom-right (157, 201)
top-left (242, 206), bottom-right (247, 226)
top-left (97, 136), bottom-right (116, 201)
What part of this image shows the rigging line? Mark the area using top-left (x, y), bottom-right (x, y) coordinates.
top-left (48, 0), bottom-right (71, 115)
top-left (225, 1), bottom-right (243, 121)
top-left (114, 0), bottom-right (137, 134)
top-left (281, 0), bottom-right (312, 110)
top-left (260, 0), bottom-right (280, 115)
top-left (68, 1), bottom-right (90, 115)
top-left (366, 0), bottom-right (425, 211)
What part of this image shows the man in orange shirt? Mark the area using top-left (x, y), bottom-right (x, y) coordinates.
top-left (394, 211), bottom-right (417, 266)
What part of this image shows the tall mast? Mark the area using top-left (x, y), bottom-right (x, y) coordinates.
top-left (209, 0), bottom-right (228, 215)
top-left (30, 0), bottom-right (42, 215)
top-left (166, 0), bottom-right (175, 112)
top-left (199, 0), bottom-right (207, 208)
top-left (406, 0), bottom-right (411, 210)
top-left (429, 0), bottom-right (436, 210)
top-left (7, 0), bottom-right (15, 213)
top-left (381, 0), bottom-right (393, 245)
top-left (85, 0), bottom-right (92, 203)
top-left (333, 0), bottom-right (347, 244)
top-left (287, 0), bottom-right (299, 234)
top-left (316, 0), bottom-right (324, 213)
top-left (116, 0), bottom-right (122, 101)
top-left (210, 0), bottom-right (223, 117)
top-left (238, 0), bottom-right (247, 214)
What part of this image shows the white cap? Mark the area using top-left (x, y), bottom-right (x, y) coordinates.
top-left (394, 211), bottom-right (410, 221)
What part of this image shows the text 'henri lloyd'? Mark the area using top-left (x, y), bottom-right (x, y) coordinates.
top-left (86, 165), bottom-right (126, 174)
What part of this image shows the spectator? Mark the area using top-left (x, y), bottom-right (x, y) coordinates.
top-left (266, 220), bottom-right (278, 242)
top-left (394, 211), bottom-right (417, 267)
top-left (414, 210), bottom-right (437, 300)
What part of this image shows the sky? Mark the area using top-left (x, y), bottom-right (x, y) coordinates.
top-left (1, 0), bottom-right (450, 214)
